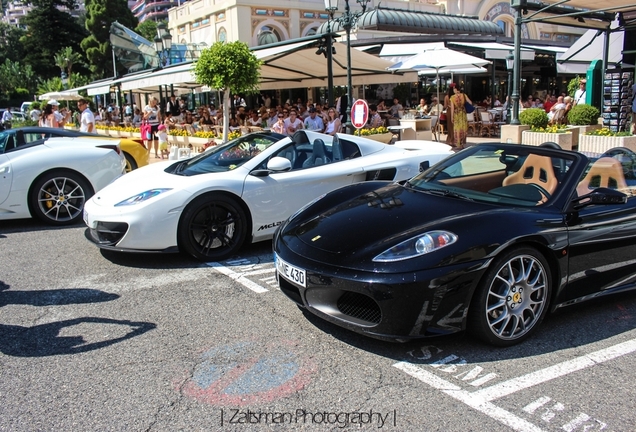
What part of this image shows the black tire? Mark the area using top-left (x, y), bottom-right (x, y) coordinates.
top-left (29, 170), bottom-right (93, 226)
top-left (177, 194), bottom-right (248, 261)
top-left (468, 247), bottom-right (551, 347)
top-left (123, 152), bottom-right (138, 173)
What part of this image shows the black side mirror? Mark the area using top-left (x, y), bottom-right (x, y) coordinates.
top-left (571, 187), bottom-right (627, 210)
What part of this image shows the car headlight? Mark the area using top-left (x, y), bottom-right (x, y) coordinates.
top-left (115, 188), bottom-right (172, 207)
top-left (373, 230), bottom-right (457, 262)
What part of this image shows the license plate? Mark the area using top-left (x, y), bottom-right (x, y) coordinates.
top-left (276, 255), bottom-right (306, 287)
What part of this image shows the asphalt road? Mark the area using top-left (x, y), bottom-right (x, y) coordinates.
top-left (2, 218), bottom-right (636, 431)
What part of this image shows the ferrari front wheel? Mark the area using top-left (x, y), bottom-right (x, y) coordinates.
top-left (468, 247), bottom-right (551, 347)
top-left (124, 152), bottom-right (138, 173)
top-left (178, 194), bottom-right (248, 261)
top-left (29, 170), bottom-right (93, 226)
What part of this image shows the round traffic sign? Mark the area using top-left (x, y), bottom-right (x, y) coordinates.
top-left (351, 99), bottom-right (369, 129)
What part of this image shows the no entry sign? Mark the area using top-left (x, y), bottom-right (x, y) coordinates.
top-left (351, 99), bottom-right (369, 129)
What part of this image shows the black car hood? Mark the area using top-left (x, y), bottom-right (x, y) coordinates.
top-left (285, 182), bottom-right (551, 272)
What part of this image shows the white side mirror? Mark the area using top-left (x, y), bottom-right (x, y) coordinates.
top-left (267, 156), bottom-right (292, 172)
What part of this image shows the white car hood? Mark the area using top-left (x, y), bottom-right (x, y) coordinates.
top-left (89, 160), bottom-right (238, 207)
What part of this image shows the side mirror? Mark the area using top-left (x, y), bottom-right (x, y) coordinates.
top-left (250, 156), bottom-right (292, 177)
top-left (571, 187), bottom-right (627, 210)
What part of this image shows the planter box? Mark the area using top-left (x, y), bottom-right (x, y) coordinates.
top-left (500, 125), bottom-right (530, 144)
top-left (364, 132), bottom-right (393, 144)
top-left (96, 129), bottom-right (109, 136)
top-left (521, 131), bottom-right (573, 150)
top-left (578, 134), bottom-right (636, 156)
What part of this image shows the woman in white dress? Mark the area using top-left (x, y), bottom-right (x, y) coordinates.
top-left (324, 108), bottom-right (341, 136)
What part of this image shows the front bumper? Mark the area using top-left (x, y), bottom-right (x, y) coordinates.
top-left (274, 246), bottom-right (488, 341)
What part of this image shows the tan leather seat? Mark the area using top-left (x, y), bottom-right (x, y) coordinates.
top-left (576, 157), bottom-right (628, 197)
top-left (503, 154), bottom-right (558, 195)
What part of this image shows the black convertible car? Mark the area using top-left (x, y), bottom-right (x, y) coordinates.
top-left (273, 143), bottom-right (636, 346)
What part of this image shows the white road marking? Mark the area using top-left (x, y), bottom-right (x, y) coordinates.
top-left (473, 338), bottom-right (636, 402)
top-left (393, 362), bottom-right (545, 432)
top-left (395, 338), bottom-right (636, 431)
top-left (523, 396), bottom-right (552, 414)
top-left (207, 262), bottom-right (269, 293)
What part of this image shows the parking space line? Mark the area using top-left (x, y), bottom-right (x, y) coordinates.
top-left (473, 338), bottom-right (636, 402)
top-left (207, 262), bottom-right (269, 293)
top-left (393, 362), bottom-right (545, 432)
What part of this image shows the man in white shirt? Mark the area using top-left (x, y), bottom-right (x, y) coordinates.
top-left (77, 98), bottom-right (95, 133)
top-left (30, 104), bottom-right (41, 122)
top-left (574, 79), bottom-right (586, 105)
top-left (48, 100), bottom-right (66, 127)
top-left (2, 109), bottom-right (13, 129)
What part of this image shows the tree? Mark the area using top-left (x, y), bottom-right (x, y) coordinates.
top-left (82, 0), bottom-right (137, 79)
top-left (20, 0), bottom-right (87, 80)
top-left (0, 22), bottom-right (26, 63)
top-left (54, 47), bottom-right (85, 88)
top-left (135, 19), bottom-right (162, 42)
top-left (194, 41), bottom-right (261, 141)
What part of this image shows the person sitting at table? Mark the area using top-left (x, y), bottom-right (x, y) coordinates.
top-left (547, 96), bottom-right (566, 122)
top-left (377, 100), bottom-right (387, 111)
top-left (247, 110), bottom-right (262, 127)
top-left (163, 112), bottom-right (176, 130)
top-left (428, 97), bottom-right (444, 116)
top-left (271, 112), bottom-right (286, 135)
top-left (415, 98), bottom-right (428, 116)
top-left (184, 111), bottom-right (195, 125)
top-left (367, 104), bottom-right (383, 128)
top-left (493, 96), bottom-right (502, 107)
top-left (389, 97), bottom-right (403, 118)
top-left (199, 110), bottom-right (214, 127)
top-left (325, 108), bottom-right (341, 136)
top-left (304, 107), bottom-right (325, 132)
top-left (284, 109), bottom-right (304, 135)
top-left (229, 116), bottom-right (241, 132)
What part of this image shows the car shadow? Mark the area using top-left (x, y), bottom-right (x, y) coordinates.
top-left (297, 290), bottom-right (636, 363)
top-left (0, 218), bottom-right (84, 234)
top-left (0, 317), bottom-right (156, 357)
top-left (0, 285), bottom-right (119, 307)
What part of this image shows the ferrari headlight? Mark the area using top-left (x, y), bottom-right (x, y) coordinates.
top-left (373, 230), bottom-right (457, 262)
top-left (115, 188), bottom-right (172, 207)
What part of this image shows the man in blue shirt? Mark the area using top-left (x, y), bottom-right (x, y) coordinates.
top-left (303, 107), bottom-right (324, 132)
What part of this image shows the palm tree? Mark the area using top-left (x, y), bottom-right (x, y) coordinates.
top-left (54, 47), bottom-right (84, 88)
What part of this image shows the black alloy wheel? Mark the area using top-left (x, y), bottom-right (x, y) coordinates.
top-left (178, 194), bottom-right (248, 261)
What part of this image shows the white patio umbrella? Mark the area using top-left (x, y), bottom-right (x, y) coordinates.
top-left (388, 47), bottom-right (491, 106)
top-left (38, 91), bottom-right (83, 101)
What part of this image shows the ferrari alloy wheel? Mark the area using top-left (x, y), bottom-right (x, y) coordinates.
top-left (178, 194), bottom-right (248, 261)
top-left (469, 247), bottom-right (551, 346)
top-left (29, 170), bottom-right (93, 226)
top-left (124, 152), bottom-right (138, 173)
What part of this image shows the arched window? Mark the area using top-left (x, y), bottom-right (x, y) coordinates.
top-left (257, 26), bottom-right (281, 46)
top-left (218, 27), bottom-right (227, 43)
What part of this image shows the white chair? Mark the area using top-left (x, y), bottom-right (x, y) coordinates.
top-left (429, 115), bottom-right (439, 141)
top-left (178, 147), bottom-right (192, 159)
top-left (466, 112), bottom-right (478, 136)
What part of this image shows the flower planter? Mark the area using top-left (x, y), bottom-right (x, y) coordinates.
top-left (96, 129), bottom-right (109, 136)
top-left (578, 134), bottom-right (636, 156)
top-left (131, 132), bottom-right (142, 139)
top-left (171, 135), bottom-right (189, 145)
top-left (521, 131), bottom-right (573, 151)
top-left (364, 132), bottom-right (393, 144)
top-left (500, 125), bottom-right (530, 145)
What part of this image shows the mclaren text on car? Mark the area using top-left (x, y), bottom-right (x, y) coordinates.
top-left (83, 130), bottom-right (454, 261)
top-left (274, 143), bottom-right (636, 346)
top-left (0, 135), bottom-right (126, 225)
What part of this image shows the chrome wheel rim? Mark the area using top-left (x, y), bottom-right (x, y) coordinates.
top-left (188, 202), bottom-right (238, 256)
top-left (485, 254), bottom-right (547, 341)
top-left (37, 177), bottom-right (85, 222)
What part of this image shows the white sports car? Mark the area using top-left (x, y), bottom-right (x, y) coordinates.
top-left (0, 135), bottom-right (126, 225)
top-left (84, 130), bottom-right (453, 261)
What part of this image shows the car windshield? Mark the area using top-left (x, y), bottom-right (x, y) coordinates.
top-left (407, 144), bottom-right (577, 207)
top-left (174, 133), bottom-right (284, 176)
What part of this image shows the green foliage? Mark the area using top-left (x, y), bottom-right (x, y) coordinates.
top-left (55, 46), bottom-right (85, 79)
top-left (0, 23), bottom-right (26, 63)
top-left (567, 76), bottom-right (583, 98)
top-left (519, 108), bottom-right (549, 128)
top-left (0, 59), bottom-right (37, 103)
top-left (21, 4), bottom-right (87, 80)
top-left (566, 104), bottom-right (599, 126)
top-left (135, 20), bottom-right (163, 42)
top-left (392, 84), bottom-right (410, 106)
top-left (194, 41), bottom-right (261, 94)
top-left (82, 1), bottom-right (138, 78)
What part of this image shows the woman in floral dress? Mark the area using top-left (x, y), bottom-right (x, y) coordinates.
top-left (449, 86), bottom-right (474, 149)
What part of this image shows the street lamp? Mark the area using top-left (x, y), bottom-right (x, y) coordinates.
top-left (61, 71), bottom-right (68, 90)
top-left (324, 0), bottom-right (371, 134)
top-left (506, 52), bottom-right (514, 124)
top-left (323, 0), bottom-right (338, 108)
top-left (154, 22), bottom-right (173, 67)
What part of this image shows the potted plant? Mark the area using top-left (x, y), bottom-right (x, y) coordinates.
top-left (579, 128), bottom-right (636, 155)
top-left (353, 126), bottom-right (392, 143)
top-left (566, 104), bottom-right (601, 149)
top-left (520, 109), bottom-right (573, 150)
